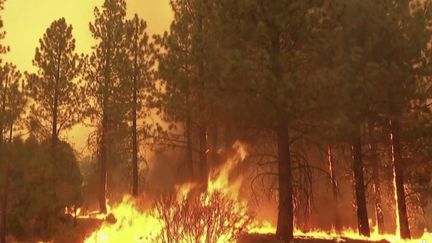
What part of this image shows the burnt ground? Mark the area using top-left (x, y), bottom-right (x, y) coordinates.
top-left (238, 234), bottom-right (391, 243)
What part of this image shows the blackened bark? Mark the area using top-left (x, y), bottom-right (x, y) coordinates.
top-left (352, 131), bottom-right (370, 237)
top-left (389, 118), bottom-right (410, 239)
top-left (99, 110), bottom-right (108, 213)
top-left (327, 145), bottom-right (341, 232)
top-left (368, 123), bottom-right (385, 234)
top-left (185, 114), bottom-right (194, 180)
top-left (132, 20), bottom-right (139, 197)
top-left (275, 118), bottom-right (294, 241)
top-left (185, 78), bottom-right (194, 180)
top-left (197, 5), bottom-right (208, 189)
top-left (131, 76), bottom-right (138, 196)
top-left (0, 123), bottom-right (12, 243)
top-left (0, 159), bottom-right (8, 243)
top-left (52, 46), bottom-right (62, 161)
top-left (99, 30), bottom-right (112, 214)
top-left (199, 126), bottom-right (208, 188)
top-left (372, 159), bottom-right (385, 234)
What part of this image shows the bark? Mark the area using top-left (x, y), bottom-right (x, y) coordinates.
top-left (185, 112), bottom-right (194, 180)
top-left (132, 21), bottom-right (139, 197)
top-left (197, 4), bottom-right (208, 189)
top-left (0, 159), bottom-right (9, 243)
top-left (352, 130), bottom-right (371, 237)
top-left (0, 70), bottom-right (7, 243)
top-left (99, 110), bottom-right (108, 213)
top-left (389, 118), bottom-right (410, 239)
top-left (327, 145), bottom-right (341, 232)
top-left (0, 123), bottom-right (13, 243)
top-left (185, 79), bottom-right (194, 180)
top-left (199, 126), bottom-right (208, 188)
top-left (368, 123), bottom-right (385, 234)
top-left (269, 27), bottom-right (293, 241)
top-left (0, 75), bottom-right (8, 146)
top-left (99, 30), bottom-right (112, 214)
top-left (275, 118), bottom-right (294, 241)
top-left (52, 46), bottom-right (62, 159)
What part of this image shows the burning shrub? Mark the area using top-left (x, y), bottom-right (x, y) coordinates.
top-left (155, 191), bottom-right (252, 243)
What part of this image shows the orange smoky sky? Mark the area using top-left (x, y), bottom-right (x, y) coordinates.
top-left (2, 0), bottom-right (173, 155)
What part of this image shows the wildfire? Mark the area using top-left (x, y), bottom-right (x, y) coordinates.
top-left (83, 141), bottom-right (431, 243)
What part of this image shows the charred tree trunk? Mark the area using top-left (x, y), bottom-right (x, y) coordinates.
top-left (0, 123), bottom-right (13, 243)
top-left (131, 74), bottom-right (138, 196)
top-left (131, 22), bottom-right (139, 197)
top-left (389, 118), bottom-right (410, 239)
top-left (199, 126), bottom-right (208, 188)
top-left (197, 6), bottom-right (208, 189)
top-left (52, 46), bottom-right (62, 160)
top-left (99, 33), bottom-right (112, 214)
top-left (185, 112), bottom-right (194, 180)
top-left (352, 129), bottom-right (371, 237)
top-left (0, 75), bottom-right (8, 243)
top-left (368, 123), bottom-right (385, 234)
top-left (327, 145), bottom-right (341, 232)
top-left (275, 118), bottom-right (294, 241)
top-left (185, 79), bottom-right (194, 180)
top-left (99, 106), bottom-right (108, 213)
top-left (0, 157), bottom-right (8, 243)
top-left (132, 85), bottom-right (138, 196)
top-left (372, 159), bottom-right (385, 234)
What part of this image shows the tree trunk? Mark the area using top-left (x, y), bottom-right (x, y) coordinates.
top-left (0, 158), bottom-right (8, 243)
top-left (131, 75), bottom-right (138, 196)
top-left (0, 75), bottom-right (8, 243)
top-left (0, 122), bottom-right (13, 243)
top-left (131, 22), bottom-right (139, 197)
top-left (52, 46), bottom-right (62, 159)
top-left (275, 118), bottom-right (294, 241)
top-left (352, 130), bottom-right (370, 237)
top-left (185, 80), bottom-right (194, 180)
top-left (327, 145), bottom-right (341, 232)
top-left (199, 125), bottom-right (208, 188)
top-left (99, 33), bottom-right (112, 214)
top-left (389, 118), bottom-right (410, 239)
top-left (368, 123), bottom-right (385, 234)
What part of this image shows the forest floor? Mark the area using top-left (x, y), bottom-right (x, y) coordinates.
top-left (238, 234), bottom-right (390, 243)
top-left (44, 218), bottom-right (391, 243)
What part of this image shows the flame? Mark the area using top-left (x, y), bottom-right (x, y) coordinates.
top-left (83, 141), bottom-right (431, 243)
top-left (84, 196), bottom-right (162, 243)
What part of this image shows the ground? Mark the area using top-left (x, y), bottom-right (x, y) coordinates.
top-left (238, 234), bottom-right (390, 243)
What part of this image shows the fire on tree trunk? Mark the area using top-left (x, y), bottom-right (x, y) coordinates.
top-left (389, 118), bottom-right (411, 239)
top-left (327, 145), bottom-right (341, 232)
top-left (351, 130), bottom-right (370, 237)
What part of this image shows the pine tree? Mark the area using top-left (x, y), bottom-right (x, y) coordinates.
top-left (0, 63), bottom-right (25, 243)
top-left (86, 0), bottom-right (127, 213)
top-left (122, 14), bottom-right (154, 196)
top-left (157, 0), bottom-right (217, 185)
top-left (27, 18), bottom-right (83, 158)
top-left (210, 0), bottom-right (323, 240)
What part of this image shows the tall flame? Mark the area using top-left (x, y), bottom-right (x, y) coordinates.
top-left (84, 141), bottom-right (431, 243)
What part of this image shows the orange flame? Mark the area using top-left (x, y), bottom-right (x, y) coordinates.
top-left (83, 141), bottom-right (431, 243)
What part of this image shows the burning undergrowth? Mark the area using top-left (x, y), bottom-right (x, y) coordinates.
top-left (81, 140), bottom-right (432, 243)
top-left (84, 142), bottom-right (257, 243)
